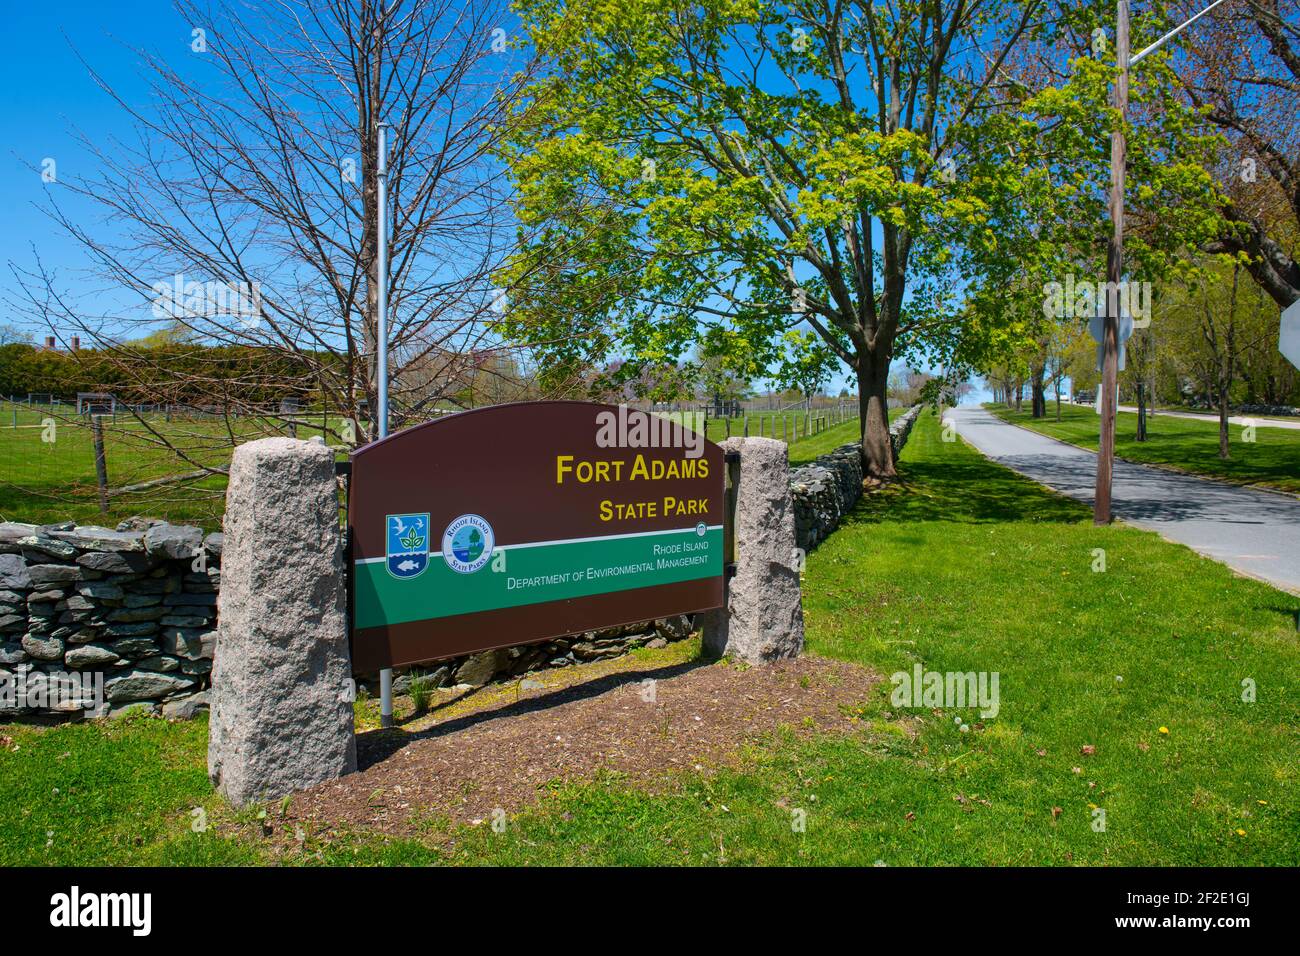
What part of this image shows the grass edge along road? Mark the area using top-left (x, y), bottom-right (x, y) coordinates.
top-left (0, 410), bottom-right (1295, 864)
top-left (987, 402), bottom-right (1300, 496)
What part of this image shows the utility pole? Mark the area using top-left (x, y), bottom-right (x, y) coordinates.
top-left (1095, 0), bottom-right (1129, 525)
top-left (1095, 0), bottom-right (1234, 524)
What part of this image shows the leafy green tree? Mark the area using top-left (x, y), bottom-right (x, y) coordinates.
top-left (1160, 260), bottom-right (1282, 455)
top-left (0, 324), bottom-right (29, 347)
top-left (500, 0), bottom-right (1227, 476)
top-left (1163, 0), bottom-right (1300, 307)
top-left (693, 333), bottom-right (755, 407)
top-left (500, 0), bottom-right (1046, 478)
top-left (957, 1), bottom-right (1228, 419)
top-left (0, 343), bottom-right (36, 398)
top-left (774, 329), bottom-right (838, 402)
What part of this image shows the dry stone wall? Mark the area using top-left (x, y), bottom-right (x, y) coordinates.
top-left (0, 518), bottom-right (219, 720)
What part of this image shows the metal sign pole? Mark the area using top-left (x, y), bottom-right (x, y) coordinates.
top-left (376, 121), bottom-right (395, 728)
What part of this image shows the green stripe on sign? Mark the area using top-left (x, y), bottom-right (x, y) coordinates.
top-left (353, 526), bottom-right (723, 629)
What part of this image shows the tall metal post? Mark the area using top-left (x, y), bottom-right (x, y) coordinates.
top-left (377, 122), bottom-right (390, 440)
top-left (376, 121), bottom-right (395, 727)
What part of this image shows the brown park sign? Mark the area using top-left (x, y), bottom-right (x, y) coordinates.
top-left (347, 401), bottom-right (727, 671)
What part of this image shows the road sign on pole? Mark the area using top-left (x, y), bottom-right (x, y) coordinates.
top-left (1281, 298), bottom-right (1300, 371)
top-left (1091, 310), bottom-right (1134, 372)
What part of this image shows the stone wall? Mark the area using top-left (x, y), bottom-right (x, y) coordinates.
top-left (384, 614), bottom-right (695, 697)
top-left (888, 404), bottom-right (923, 458)
top-left (791, 404), bottom-right (921, 552)
top-left (0, 513), bottom-right (693, 717)
top-left (0, 519), bottom-right (219, 720)
top-left (2, 407), bottom-right (922, 719)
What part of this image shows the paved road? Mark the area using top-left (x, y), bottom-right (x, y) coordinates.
top-left (1115, 405), bottom-right (1300, 431)
top-left (948, 406), bottom-right (1300, 595)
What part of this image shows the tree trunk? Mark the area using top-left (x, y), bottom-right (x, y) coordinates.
top-left (1031, 367), bottom-right (1046, 418)
top-left (1136, 380), bottom-right (1147, 441)
top-left (857, 349), bottom-right (895, 481)
top-left (1014, 383), bottom-right (1023, 412)
top-left (1218, 377), bottom-right (1231, 460)
top-left (362, 55), bottom-right (383, 441)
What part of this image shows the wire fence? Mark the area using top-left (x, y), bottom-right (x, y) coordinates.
top-left (0, 395), bottom-right (867, 528)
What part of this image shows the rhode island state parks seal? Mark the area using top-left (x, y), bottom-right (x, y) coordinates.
top-left (441, 514), bottom-right (494, 574)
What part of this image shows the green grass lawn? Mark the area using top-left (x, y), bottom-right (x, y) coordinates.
top-left (1, 409), bottom-right (1295, 865)
top-left (988, 402), bottom-right (1300, 495)
top-left (0, 715), bottom-right (260, 865)
top-left (0, 403), bottom-right (350, 528)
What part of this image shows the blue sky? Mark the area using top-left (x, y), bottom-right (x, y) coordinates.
top-left (0, 1), bottom-right (992, 403)
top-left (1, 1), bottom-right (195, 329)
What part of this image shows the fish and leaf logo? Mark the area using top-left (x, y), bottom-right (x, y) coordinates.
top-left (386, 513), bottom-right (430, 580)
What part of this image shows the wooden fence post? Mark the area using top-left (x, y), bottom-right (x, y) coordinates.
top-left (91, 415), bottom-right (110, 515)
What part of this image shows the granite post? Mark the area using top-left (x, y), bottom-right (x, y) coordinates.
top-left (702, 437), bottom-right (804, 662)
top-left (208, 437), bottom-right (355, 805)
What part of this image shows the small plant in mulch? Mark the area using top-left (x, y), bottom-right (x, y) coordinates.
top-left (408, 672), bottom-right (435, 714)
top-left (232, 802), bottom-right (275, 838)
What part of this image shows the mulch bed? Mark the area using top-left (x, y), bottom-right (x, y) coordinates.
top-left (284, 654), bottom-right (879, 838)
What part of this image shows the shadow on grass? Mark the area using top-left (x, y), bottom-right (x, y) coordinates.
top-left (1265, 605), bottom-right (1300, 628)
top-left (356, 656), bottom-right (712, 770)
top-left (841, 457), bottom-right (1088, 527)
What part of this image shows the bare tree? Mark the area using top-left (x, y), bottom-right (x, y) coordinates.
top-left (10, 0), bottom-right (536, 491)
top-left (1173, 0), bottom-right (1300, 307)
top-left (0, 324), bottom-right (30, 346)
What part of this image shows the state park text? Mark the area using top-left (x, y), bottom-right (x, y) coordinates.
top-left (555, 452), bottom-right (713, 522)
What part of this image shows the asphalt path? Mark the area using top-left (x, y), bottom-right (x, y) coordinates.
top-left (948, 405), bottom-right (1300, 595)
